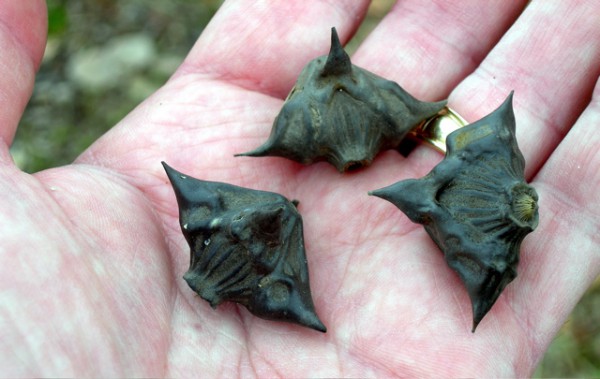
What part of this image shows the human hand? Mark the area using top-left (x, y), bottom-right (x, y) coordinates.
top-left (1, 1), bottom-right (599, 377)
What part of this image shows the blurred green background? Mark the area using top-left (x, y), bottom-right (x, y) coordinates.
top-left (11, 1), bottom-right (599, 377)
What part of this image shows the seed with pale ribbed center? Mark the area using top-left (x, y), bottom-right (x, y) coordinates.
top-left (370, 93), bottom-right (539, 332)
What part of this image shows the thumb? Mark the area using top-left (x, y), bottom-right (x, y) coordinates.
top-left (0, 1), bottom-right (47, 158)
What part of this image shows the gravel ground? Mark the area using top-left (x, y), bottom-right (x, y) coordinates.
top-left (10, 1), bottom-right (599, 377)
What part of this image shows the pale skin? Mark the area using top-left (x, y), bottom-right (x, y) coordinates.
top-left (1, 1), bottom-right (599, 377)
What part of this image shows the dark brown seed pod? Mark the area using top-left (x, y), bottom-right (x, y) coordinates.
top-left (236, 27), bottom-right (447, 172)
top-left (162, 162), bottom-right (326, 332)
top-left (369, 93), bottom-right (539, 332)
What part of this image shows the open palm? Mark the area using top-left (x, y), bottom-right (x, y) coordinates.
top-left (2, 1), bottom-right (599, 377)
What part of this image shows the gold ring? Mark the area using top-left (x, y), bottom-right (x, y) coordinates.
top-left (410, 107), bottom-right (468, 153)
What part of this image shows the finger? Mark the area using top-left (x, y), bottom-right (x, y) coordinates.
top-left (180, 0), bottom-right (370, 98)
top-left (0, 1), bottom-right (47, 151)
top-left (449, 1), bottom-right (600, 178)
top-left (352, 0), bottom-right (527, 100)
top-left (510, 77), bottom-right (600, 360)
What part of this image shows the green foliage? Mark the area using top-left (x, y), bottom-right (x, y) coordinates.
top-left (47, 0), bottom-right (68, 36)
